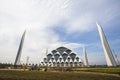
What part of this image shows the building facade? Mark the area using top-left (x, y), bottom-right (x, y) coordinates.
top-left (41, 47), bottom-right (83, 67)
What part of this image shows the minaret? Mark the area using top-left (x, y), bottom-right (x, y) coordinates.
top-left (83, 47), bottom-right (89, 67)
top-left (45, 49), bottom-right (48, 66)
top-left (14, 30), bottom-right (26, 66)
top-left (96, 23), bottom-right (116, 66)
top-left (26, 56), bottom-right (29, 65)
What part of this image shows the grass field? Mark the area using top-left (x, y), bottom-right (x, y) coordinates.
top-left (72, 67), bottom-right (120, 74)
top-left (0, 69), bottom-right (120, 80)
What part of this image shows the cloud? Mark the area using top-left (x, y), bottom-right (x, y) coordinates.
top-left (65, 14), bottom-right (95, 33)
top-left (62, 0), bottom-right (120, 33)
top-left (0, 0), bottom-right (82, 64)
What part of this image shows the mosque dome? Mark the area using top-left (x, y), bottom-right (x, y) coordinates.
top-left (42, 46), bottom-right (83, 67)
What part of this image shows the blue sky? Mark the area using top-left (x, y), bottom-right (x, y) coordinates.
top-left (0, 0), bottom-right (120, 65)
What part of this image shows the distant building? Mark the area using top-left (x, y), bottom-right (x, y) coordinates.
top-left (41, 47), bottom-right (83, 67)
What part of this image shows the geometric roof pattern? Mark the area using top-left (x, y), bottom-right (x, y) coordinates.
top-left (44, 46), bottom-right (81, 63)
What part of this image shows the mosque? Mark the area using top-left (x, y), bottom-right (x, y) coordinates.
top-left (41, 47), bottom-right (84, 67)
top-left (14, 23), bottom-right (117, 67)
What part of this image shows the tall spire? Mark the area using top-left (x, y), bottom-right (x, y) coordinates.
top-left (96, 23), bottom-right (116, 66)
top-left (46, 48), bottom-right (48, 63)
top-left (46, 48), bottom-right (48, 56)
top-left (14, 30), bottom-right (26, 66)
top-left (83, 47), bottom-right (89, 67)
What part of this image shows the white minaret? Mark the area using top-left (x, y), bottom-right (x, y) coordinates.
top-left (83, 47), bottom-right (89, 67)
top-left (14, 30), bottom-right (26, 66)
top-left (96, 23), bottom-right (116, 66)
top-left (26, 56), bottom-right (29, 65)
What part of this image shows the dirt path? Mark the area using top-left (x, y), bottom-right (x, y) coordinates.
top-left (73, 71), bottom-right (120, 77)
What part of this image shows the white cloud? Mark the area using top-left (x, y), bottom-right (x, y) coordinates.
top-left (65, 14), bottom-right (95, 33)
top-left (0, 0), bottom-right (82, 64)
top-left (62, 0), bottom-right (120, 33)
top-left (0, 0), bottom-right (73, 63)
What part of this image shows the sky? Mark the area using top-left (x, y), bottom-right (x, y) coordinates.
top-left (0, 0), bottom-right (120, 65)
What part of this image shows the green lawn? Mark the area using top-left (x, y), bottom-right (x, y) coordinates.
top-left (0, 70), bottom-right (120, 80)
